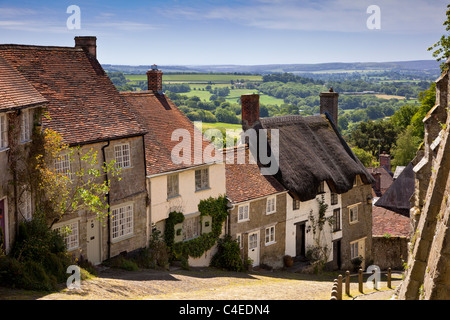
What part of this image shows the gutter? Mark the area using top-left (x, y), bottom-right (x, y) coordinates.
top-left (101, 140), bottom-right (111, 260)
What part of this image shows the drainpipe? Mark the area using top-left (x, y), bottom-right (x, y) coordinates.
top-left (101, 140), bottom-right (111, 260)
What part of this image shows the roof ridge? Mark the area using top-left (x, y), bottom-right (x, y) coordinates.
top-left (0, 44), bottom-right (81, 51)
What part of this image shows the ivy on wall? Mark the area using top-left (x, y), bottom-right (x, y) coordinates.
top-left (164, 195), bottom-right (228, 263)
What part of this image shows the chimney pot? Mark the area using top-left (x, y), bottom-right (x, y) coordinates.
top-left (379, 152), bottom-right (391, 172)
top-left (147, 66), bottom-right (163, 94)
top-left (320, 90), bottom-right (339, 126)
top-left (241, 94), bottom-right (260, 130)
top-left (74, 36), bottom-right (97, 58)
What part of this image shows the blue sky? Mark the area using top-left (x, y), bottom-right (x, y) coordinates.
top-left (0, 0), bottom-right (448, 65)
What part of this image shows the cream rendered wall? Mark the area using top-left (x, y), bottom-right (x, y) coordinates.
top-left (285, 182), bottom-right (342, 262)
top-left (149, 162), bottom-right (226, 266)
top-left (150, 162), bottom-right (226, 226)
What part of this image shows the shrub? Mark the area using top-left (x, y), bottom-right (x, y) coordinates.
top-left (0, 215), bottom-right (71, 291)
top-left (210, 235), bottom-right (245, 272)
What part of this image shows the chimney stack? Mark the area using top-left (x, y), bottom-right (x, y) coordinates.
top-left (74, 36), bottom-right (97, 58)
top-left (379, 151), bottom-right (391, 172)
top-left (320, 88), bottom-right (339, 126)
top-left (147, 64), bottom-right (163, 94)
top-left (241, 94), bottom-right (260, 130)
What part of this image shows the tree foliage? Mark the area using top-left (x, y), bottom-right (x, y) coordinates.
top-left (428, 4), bottom-right (450, 71)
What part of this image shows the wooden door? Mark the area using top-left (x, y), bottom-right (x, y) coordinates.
top-left (87, 218), bottom-right (101, 265)
top-left (248, 231), bottom-right (260, 267)
top-left (295, 223), bottom-right (306, 258)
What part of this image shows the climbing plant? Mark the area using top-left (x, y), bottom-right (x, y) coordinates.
top-left (306, 195), bottom-right (334, 273)
top-left (165, 195), bottom-right (228, 266)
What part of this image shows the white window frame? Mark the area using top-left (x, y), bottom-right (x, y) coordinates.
top-left (114, 143), bottom-right (131, 169)
top-left (265, 226), bottom-right (276, 246)
top-left (238, 203), bottom-right (249, 222)
top-left (20, 109), bottom-right (32, 143)
top-left (54, 152), bottom-right (72, 178)
top-left (54, 220), bottom-right (80, 251)
top-left (195, 167), bottom-right (209, 191)
top-left (266, 196), bottom-right (276, 215)
top-left (350, 240), bottom-right (359, 259)
top-left (167, 173), bottom-right (179, 199)
top-left (182, 214), bottom-right (201, 241)
top-left (236, 233), bottom-right (243, 249)
top-left (21, 190), bottom-right (32, 221)
top-left (349, 203), bottom-right (359, 224)
top-left (0, 113), bottom-right (8, 150)
top-left (248, 232), bottom-right (258, 250)
top-left (111, 203), bottom-right (134, 241)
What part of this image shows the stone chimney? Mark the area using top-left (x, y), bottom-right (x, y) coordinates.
top-left (74, 36), bottom-right (97, 58)
top-left (379, 151), bottom-right (391, 172)
top-left (320, 88), bottom-right (339, 126)
top-left (241, 94), bottom-right (260, 130)
top-left (371, 171), bottom-right (381, 196)
top-left (147, 64), bottom-right (163, 94)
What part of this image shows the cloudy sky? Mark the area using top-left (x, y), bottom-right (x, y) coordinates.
top-left (0, 0), bottom-right (448, 65)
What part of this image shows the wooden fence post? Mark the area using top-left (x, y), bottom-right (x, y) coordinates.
top-left (358, 268), bottom-right (363, 293)
top-left (337, 274), bottom-right (343, 300)
top-left (387, 268), bottom-right (392, 289)
top-left (345, 271), bottom-right (350, 296)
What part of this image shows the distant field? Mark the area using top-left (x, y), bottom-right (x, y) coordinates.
top-left (374, 94), bottom-right (405, 100)
top-left (125, 74), bottom-right (262, 84)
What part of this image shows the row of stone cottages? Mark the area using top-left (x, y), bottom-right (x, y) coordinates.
top-left (0, 37), bottom-right (374, 270)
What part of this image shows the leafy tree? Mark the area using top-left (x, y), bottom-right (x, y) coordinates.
top-left (410, 83), bottom-right (436, 138)
top-left (428, 4), bottom-right (450, 71)
top-left (391, 125), bottom-right (422, 166)
top-left (349, 120), bottom-right (399, 156)
top-left (34, 128), bottom-right (121, 226)
top-left (351, 147), bottom-right (378, 168)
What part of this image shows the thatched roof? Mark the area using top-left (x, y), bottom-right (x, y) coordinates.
top-left (374, 162), bottom-right (414, 216)
top-left (254, 113), bottom-right (374, 201)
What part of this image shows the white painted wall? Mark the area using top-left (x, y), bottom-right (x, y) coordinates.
top-left (148, 162), bottom-right (226, 267)
top-left (149, 162), bottom-right (226, 225)
top-left (285, 183), bottom-right (342, 262)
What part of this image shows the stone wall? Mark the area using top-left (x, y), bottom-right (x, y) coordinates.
top-left (340, 178), bottom-right (373, 271)
top-left (398, 66), bottom-right (450, 300)
top-left (229, 193), bottom-right (287, 269)
top-left (372, 236), bottom-right (408, 270)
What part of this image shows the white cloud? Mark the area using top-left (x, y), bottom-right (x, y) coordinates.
top-left (162, 0), bottom-right (447, 34)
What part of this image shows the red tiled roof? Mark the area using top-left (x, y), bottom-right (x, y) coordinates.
top-left (225, 146), bottom-right (286, 203)
top-left (0, 44), bottom-right (146, 145)
top-left (0, 55), bottom-right (47, 111)
top-left (121, 91), bottom-right (214, 175)
top-left (372, 205), bottom-right (410, 237)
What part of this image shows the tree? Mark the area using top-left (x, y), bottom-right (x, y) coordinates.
top-left (391, 125), bottom-right (422, 166)
top-left (351, 147), bottom-right (378, 168)
top-left (34, 128), bottom-right (121, 226)
top-left (410, 83), bottom-right (436, 138)
top-left (428, 4), bottom-right (450, 71)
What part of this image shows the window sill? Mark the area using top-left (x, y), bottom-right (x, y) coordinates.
top-left (19, 139), bottom-right (32, 145)
top-left (0, 147), bottom-right (10, 153)
top-left (265, 241), bottom-right (276, 247)
top-left (238, 218), bottom-right (250, 223)
top-left (266, 211), bottom-right (276, 215)
top-left (195, 186), bottom-right (211, 193)
top-left (111, 233), bottom-right (135, 244)
top-left (167, 194), bottom-right (181, 201)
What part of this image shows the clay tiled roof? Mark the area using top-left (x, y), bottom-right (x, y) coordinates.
top-left (0, 45), bottom-right (146, 145)
top-left (0, 55), bottom-right (47, 111)
top-left (372, 206), bottom-right (410, 237)
top-left (121, 91), bottom-right (214, 175)
top-left (225, 146), bottom-right (286, 203)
